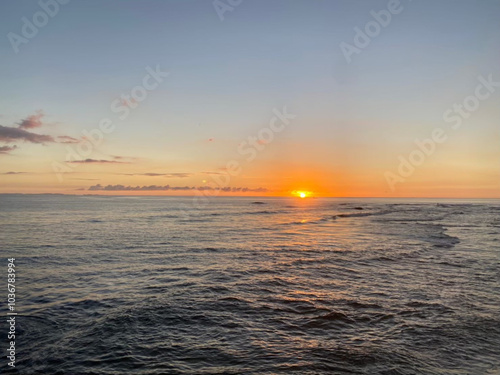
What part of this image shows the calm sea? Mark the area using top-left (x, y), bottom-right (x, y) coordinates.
top-left (0, 195), bottom-right (499, 374)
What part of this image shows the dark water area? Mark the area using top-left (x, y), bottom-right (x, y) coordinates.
top-left (0, 195), bottom-right (499, 374)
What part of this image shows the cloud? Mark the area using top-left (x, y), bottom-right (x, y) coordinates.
top-left (0, 113), bottom-right (82, 156)
top-left (57, 136), bottom-right (80, 144)
top-left (1, 171), bottom-right (26, 175)
top-left (121, 172), bottom-right (193, 178)
top-left (0, 125), bottom-right (55, 144)
top-left (163, 173), bottom-right (192, 178)
top-left (68, 159), bottom-right (129, 164)
top-left (141, 173), bottom-right (166, 177)
top-left (88, 184), bottom-right (268, 192)
top-left (106, 155), bottom-right (141, 163)
top-left (17, 110), bottom-right (45, 129)
top-left (0, 145), bottom-right (18, 154)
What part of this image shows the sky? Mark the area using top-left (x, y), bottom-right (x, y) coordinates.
top-left (0, 0), bottom-right (499, 197)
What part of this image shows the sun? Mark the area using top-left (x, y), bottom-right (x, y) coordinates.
top-left (292, 190), bottom-right (311, 199)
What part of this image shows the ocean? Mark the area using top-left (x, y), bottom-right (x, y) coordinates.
top-left (0, 194), bottom-right (499, 374)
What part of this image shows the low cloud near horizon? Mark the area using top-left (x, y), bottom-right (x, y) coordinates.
top-left (0, 170), bottom-right (26, 174)
top-left (69, 159), bottom-right (129, 164)
top-left (88, 184), bottom-right (268, 192)
top-left (120, 172), bottom-right (193, 178)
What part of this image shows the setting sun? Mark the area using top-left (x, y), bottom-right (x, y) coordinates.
top-left (292, 190), bottom-right (311, 199)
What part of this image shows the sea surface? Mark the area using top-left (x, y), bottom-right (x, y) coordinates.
top-left (0, 194), bottom-right (499, 375)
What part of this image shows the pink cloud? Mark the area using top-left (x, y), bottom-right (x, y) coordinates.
top-left (17, 110), bottom-right (45, 129)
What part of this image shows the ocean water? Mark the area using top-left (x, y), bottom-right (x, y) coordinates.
top-left (0, 194), bottom-right (499, 375)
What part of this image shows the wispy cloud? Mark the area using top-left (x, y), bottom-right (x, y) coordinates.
top-left (68, 159), bottom-right (130, 164)
top-left (120, 172), bottom-right (193, 178)
top-left (0, 113), bottom-right (82, 155)
top-left (161, 173), bottom-right (193, 178)
top-left (0, 145), bottom-right (18, 154)
top-left (111, 155), bottom-right (139, 161)
top-left (88, 184), bottom-right (268, 192)
top-left (57, 135), bottom-right (80, 144)
top-left (0, 171), bottom-right (26, 174)
top-left (17, 110), bottom-right (45, 129)
top-left (0, 125), bottom-right (55, 144)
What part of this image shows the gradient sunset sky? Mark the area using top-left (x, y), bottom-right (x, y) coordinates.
top-left (1, 0), bottom-right (499, 197)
